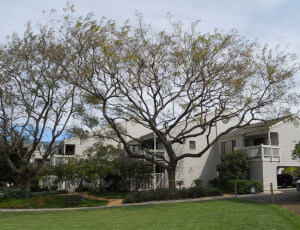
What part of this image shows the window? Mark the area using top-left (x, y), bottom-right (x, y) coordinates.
top-left (65, 144), bottom-right (75, 155)
top-left (189, 141), bottom-right (196, 150)
top-left (221, 140), bottom-right (236, 155)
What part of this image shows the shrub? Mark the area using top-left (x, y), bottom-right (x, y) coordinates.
top-left (192, 177), bottom-right (203, 187)
top-left (217, 150), bottom-right (249, 185)
top-left (31, 184), bottom-right (42, 192)
top-left (249, 180), bottom-right (263, 193)
top-left (187, 186), bottom-right (206, 198)
top-left (0, 187), bottom-right (24, 200)
top-left (205, 187), bottom-right (223, 196)
top-left (31, 189), bottom-right (69, 197)
top-left (51, 185), bottom-right (58, 191)
top-left (226, 179), bottom-right (263, 194)
top-left (176, 180), bottom-right (184, 189)
top-left (122, 187), bottom-right (223, 204)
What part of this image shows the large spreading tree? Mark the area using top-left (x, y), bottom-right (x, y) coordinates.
top-left (0, 24), bottom-right (76, 197)
top-left (1, 5), bottom-right (299, 192)
top-left (53, 9), bottom-right (299, 190)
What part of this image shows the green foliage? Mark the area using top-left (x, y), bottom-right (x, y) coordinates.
top-left (31, 190), bottom-right (68, 197)
top-left (0, 187), bottom-right (24, 201)
top-left (225, 180), bottom-right (263, 194)
top-left (292, 141), bottom-right (300, 160)
top-left (0, 138), bottom-right (26, 186)
top-left (192, 177), bottom-right (202, 187)
top-left (52, 156), bottom-right (100, 193)
top-left (217, 150), bottom-right (250, 184)
top-left (107, 158), bottom-right (154, 191)
top-left (122, 186), bottom-right (223, 204)
top-left (0, 195), bottom-right (108, 209)
top-left (282, 167), bottom-right (300, 176)
top-left (176, 180), bottom-right (184, 189)
top-left (88, 190), bottom-right (129, 199)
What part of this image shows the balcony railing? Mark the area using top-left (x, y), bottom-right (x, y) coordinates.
top-left (241, 144), bottom-right (280, 161)
top-left (50, 155), bottom-right (74, 165)
top-left (135, 150), bottom-right (166, 161)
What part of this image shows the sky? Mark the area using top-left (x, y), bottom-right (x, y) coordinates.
top-left (0, 0), bottom-right (299, 140)
top-left (0, 0), bottom-right (299, 77)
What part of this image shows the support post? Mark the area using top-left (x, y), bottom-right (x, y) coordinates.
top-left (260, 144), bottom-right (264, 159)
top-left (235, 180), bottom-right (237, 199)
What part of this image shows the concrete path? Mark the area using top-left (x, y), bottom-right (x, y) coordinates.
top-left (0, 188), bottom-right (298, 212)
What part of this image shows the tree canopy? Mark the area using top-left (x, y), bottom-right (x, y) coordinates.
top-left (55, 7), bottom-right (299, 189)
top-left (0, 22), bottom-right (77, 197)
top-left (1, 5), bottom-right (299, 191)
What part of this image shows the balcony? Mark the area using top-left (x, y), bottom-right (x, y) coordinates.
top-left (241, 144), bottom-right (280, 161)
top-left (50, 155), bottom-right (74, 165)
top-left (135, 150), bottom-right (166, 161)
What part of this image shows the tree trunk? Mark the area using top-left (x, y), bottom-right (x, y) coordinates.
top-left (167, 165), bottom-right (177, 191)
top-left (24, 176), bottom-right (31, 198)
top-left (79, 180), bottom-right (84, 197)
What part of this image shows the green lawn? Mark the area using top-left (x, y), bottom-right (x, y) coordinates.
top-left (0, 199), bottom-right (299, 230)
top-left (0, 195), bottom-right (108, 209)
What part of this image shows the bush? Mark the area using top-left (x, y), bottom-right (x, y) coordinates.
top-left (217, 150), bottom-right (249, 184)
top-left (0, 187), bottom-right (24, 200)
top-left (51, 185), bottom-right (58, 191)
top-left (192, 178), bottom-right (203, 187)
top-left (31, 184), bottom-right (42, 192)
top-left (31, 189), bottom-right (69, 197)
top-left (206, 187), bottom-right (223, 196)
top-left (226, 180), bottom-right (263, 194)
top-left (123, 187), bottom-right (223, 204)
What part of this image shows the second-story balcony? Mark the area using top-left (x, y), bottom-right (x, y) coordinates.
top-left (134, 149), bottom-right (166, 161)
top-left (241, 144), bottom-right (280, 161)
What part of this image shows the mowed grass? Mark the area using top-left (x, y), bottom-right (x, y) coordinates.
top-left (0, 195), bottom-right (108, 209)
top-left (0, 199), bottom-right (299, 230)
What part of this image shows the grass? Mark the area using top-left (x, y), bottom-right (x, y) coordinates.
top-left (0, 195), bottom-right (108, 209)
top-left (0, 199), bottom-right (299, 229)
top-left (88, 190), bottom-right (129, 199)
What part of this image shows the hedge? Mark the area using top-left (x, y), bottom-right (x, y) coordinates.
top-left (226, 179), bottom-right (263, 194)
top-left (123, 187), bottom-right (223, 204)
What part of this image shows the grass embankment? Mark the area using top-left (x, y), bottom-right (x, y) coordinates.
top-left (0, 199), bottom-right (299, 230)
top-left (0, 195), bottom-right (108, 209)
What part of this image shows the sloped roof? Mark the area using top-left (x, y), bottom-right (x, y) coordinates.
top-left (221, 117), bottom-right (296, 138)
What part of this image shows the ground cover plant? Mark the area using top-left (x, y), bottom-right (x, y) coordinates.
top-left (0, 195), bottom-right (108, 209)
top-left (88, 190), bottom-right (130, 199)
top-left (0, 199), bottom-right (299, 230)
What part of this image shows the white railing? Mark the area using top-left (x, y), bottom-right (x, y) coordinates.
top-left (135, 150), bottom-right (166, 161)
top-left (50, 155), bottom-right (74, 165)
top-left (241, 144), bottom-right (280, 161)
top-left (132, 173), bottom-right (166, 191)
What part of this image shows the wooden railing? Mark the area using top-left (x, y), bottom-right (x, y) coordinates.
top-left (241, 144), bottom-right (280, 161)
top-left (135, 150), bottom-right (166, 161)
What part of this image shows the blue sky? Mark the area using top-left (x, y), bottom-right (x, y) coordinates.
top-left (1, 0), bottom-right (299, 140)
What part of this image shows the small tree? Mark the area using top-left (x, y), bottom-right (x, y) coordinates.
top-left (292, 141), bottom-right (300, 160)
top-left (217, 150), bottom-right (249, 184)
top-left (53, 156), bottom-right (99, 196)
